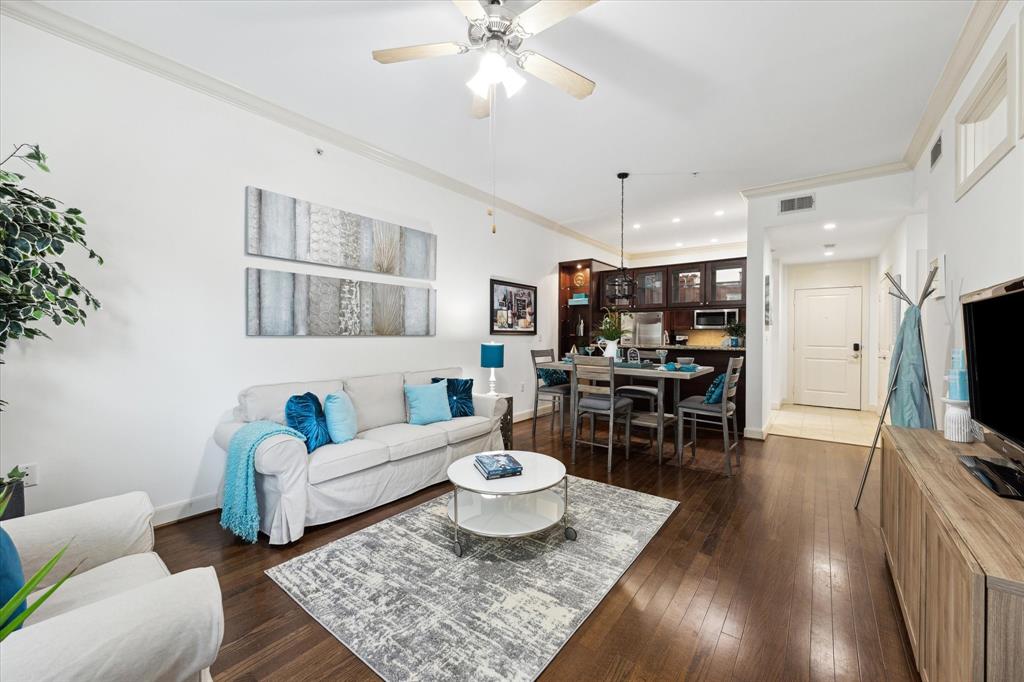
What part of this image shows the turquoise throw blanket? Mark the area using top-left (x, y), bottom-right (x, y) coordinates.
top-left (221, 420), bottom-right (305, 543)
top-left (888, 305), bottom-right (934, 429)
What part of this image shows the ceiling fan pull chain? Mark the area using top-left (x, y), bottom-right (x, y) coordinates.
top-left (490, 85), bottom-right (497, 234)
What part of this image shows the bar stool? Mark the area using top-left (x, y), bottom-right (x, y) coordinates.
top-left (530, 349), bottom-right (570, 441)
top-left (570, 355), bottom-right (634, 472)
top-left (676, 356), bottom-right (744, 476)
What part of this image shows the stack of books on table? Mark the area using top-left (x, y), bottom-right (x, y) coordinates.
top-left (474, 453), bottom-right (523, 480)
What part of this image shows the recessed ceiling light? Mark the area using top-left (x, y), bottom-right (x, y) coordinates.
top-left (824, 250), bottom-right (835, 257)
top-left (632, 223), bottom-right (641, 229)
top-left (714, 210), bottom-right (725, 217)
top-left (710, 238), bottom-right (719, 243)
top-left (671, 217), bottom-right (681, 223)
top-left (675, 242), bottom-right (683, 247)
top-left (824, 222), bottom-right (837, 230)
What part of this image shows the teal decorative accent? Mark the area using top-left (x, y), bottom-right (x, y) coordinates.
top-left (286, 392), bottom-right (331, 453)
top-left (703, 374), bottom-right (726, 404)
top-left (481, 343), bottom-right (505, 368)
top-left (432, 377), bottom-right (475, 417)
top-left (662, 363), bottom-right (700, 372)
top-left (221, 421), bottom-right (305, 543)
top-left (405, 381), bottom-right (453, 425)
top-left (537, 368), bottom-right (569, 386)
top-left (324, 391), bottom-right (358, 444)
top-left (0, 527), bottom-right (26, 631)
top-left (888, 306), bottom-right (934, 429)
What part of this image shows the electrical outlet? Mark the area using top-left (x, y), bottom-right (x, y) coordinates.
top-left (520, 382), bottom-right (525, 393)
top-left (20, 463), bottom-right (39, 487)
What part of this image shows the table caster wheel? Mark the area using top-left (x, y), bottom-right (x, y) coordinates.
top-left (453, 541), bottom-right (463, 557)
top-left (564, 526), bottom-right (578, 541)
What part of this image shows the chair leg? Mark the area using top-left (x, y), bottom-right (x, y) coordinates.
top-left (570, 406), bottom-right (578, 465)
top-left (549, 397), bottom-right (555, 434)
top-left (691, 413), bottom-right (698, 460)
top-left (590, 415), bottom-right (596, 452)
top-left (676, 409), bottom-right (683, 464)
top-left (532, 391), bottom-right (539, 439)
top-left (559, 396), bottom-right (566, 441)
top-left (732, 412), bottom-right (741, 467)
top-left (722, 415), bottom-right (733, 477)
top-left (624, 412), bottom-right (632, 460)
top-left (607, 412), bottom-right (615, 473)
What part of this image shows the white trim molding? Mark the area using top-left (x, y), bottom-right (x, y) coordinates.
top-left (739, 162), bottom-right (910, 199)
top-left (903, 0), bottom-right (1008, 167)
top-left (626, 240), bottom-right (748, 262)
top-left (743, 427), bottom-right (766, 441)
top-left (0, 0), bottom-right (619, 257)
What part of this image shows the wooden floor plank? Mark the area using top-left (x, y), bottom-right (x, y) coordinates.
top-left (153, 417), bottom-right (919, 682)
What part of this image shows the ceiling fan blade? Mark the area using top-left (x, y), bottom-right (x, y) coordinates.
top-left (515, 0), bottom-right (598, 36)
top-left (471, 91), bottom-right (491, 119)
top-left (519, 52), bottom-right (595, 99)
top-left (372, 42), bottom-right (466, 64)
top-left (452, 0), bottom-right (487, 23)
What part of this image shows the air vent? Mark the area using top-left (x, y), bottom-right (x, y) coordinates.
top-left (779, 194), bottom-right (815, 214)
top-left (930, 135), bottom-right (942, 169)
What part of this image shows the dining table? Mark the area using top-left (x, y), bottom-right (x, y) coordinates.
top-left (535, 359), bottom-right (714, 465)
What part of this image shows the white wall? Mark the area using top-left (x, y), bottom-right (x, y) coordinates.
top-left (780, 259), bottom-right (876, 409)
top-left (0, 19), bottom-right (618, 520)
top-left (627, 242), bottom-right (747, 268)
top-left (913, 2), bottom-right (1024, 421)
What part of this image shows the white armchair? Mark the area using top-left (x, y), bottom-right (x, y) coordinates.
top-left (0, 492), bottom-right (223, 682)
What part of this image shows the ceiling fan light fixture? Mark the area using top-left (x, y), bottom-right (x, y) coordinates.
top-left (466, 72), bottom-right (491, 98)
top-left (501, 68), bottom-right (526, 98)
top-left (477, 51), bottom-right (508, 84)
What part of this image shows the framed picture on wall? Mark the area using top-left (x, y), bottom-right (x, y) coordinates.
top-left (490, 279), bottom-right (536, 335)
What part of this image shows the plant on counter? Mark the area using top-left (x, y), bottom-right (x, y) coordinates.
top-left (596, 307), bottom-right (625, 341)
top-left (725, 321), bottom-right (746, 340)
top-left (0, 144), bottom-right (103, 408)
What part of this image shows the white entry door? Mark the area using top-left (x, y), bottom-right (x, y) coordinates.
top-left (794, 286), bottom-right (862, 409)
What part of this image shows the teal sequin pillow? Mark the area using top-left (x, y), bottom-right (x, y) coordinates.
top-left (432, 377), bottom-right (475, 417)
top-left (537, 368), bottom-right (569, 386)
top-left (703, 374), bottom-right (726, 404)
top-left (285, 392), bottom-right (331, 453)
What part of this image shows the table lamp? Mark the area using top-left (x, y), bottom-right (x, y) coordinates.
top-left (480, 342), bottom-right (504, 396)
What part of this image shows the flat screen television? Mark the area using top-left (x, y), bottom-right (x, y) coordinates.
top-left (960, 275), bottom-right (1024, 498)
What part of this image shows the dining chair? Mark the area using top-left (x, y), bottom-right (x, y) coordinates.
top-left (675, 356), bottom-right (744, 476)
top-left (570, 355), bottom-right (634, 472)
top-left (530, 349), bottom-right (569, 441)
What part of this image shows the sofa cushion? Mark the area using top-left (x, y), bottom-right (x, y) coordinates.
top-left (344, 373), bottom-right (406, 431)
top-left (0, 527), bottom-right (26, 631)
top-left (403, 367), bottom-right (462, 386)
top-left (238, 379), bottom-right (343, 423)
top-left (25, 552), bottom-right (169, 626)
top-left (432, 377), bottom-right (475, 417)
top-left (307, 439), bottom-right (388, 484)
top-left (358, 423), bottom-right (448, 461)
top-left (431, 416), bottom-right (492, 444)
top-left (324, 391), bottom-right (357, 444)
top-left (285, 392), bottom-right (331, 453)
top-left (405, 381), bottom-right (452, 426)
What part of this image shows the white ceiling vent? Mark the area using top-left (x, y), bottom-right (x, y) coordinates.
top-left (779, 193), bottom-right (815, 215)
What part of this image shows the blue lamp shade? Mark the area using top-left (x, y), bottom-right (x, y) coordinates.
top-left (481, 343), bottom-right (505, 368)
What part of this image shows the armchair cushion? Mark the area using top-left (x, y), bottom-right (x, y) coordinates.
top-left (1, 492), bottom-right (154, 590)
top-left (25, 552), bottom-right (169, 627)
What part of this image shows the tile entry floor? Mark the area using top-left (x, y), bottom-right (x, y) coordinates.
top-left (766, 403), bottom-right (881, 446)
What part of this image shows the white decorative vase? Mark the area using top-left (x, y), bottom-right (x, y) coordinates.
top-left (601, 339), bottom-right (618, 358)
top-left (942, 398), bottom-right (973, 443)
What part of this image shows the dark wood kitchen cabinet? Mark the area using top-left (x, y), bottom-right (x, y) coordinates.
top-left (706, 259), bottom-right (746, 306)
top-left (668, 263), bottom-right (705, 307)
top-left (632, 267), bottom-right (666, 308)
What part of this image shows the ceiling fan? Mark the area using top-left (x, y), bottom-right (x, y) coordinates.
top-left (372, 0), bottom-right (597, 118)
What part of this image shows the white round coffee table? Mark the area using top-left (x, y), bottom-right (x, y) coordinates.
top-left (446, 450), bottom-right (577, 557)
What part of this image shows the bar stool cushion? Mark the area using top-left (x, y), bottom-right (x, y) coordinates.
top-left (677, 395), bottom-right (735, 415)
top-left (579, 395), bottom-right (634, 411)
top-left (538, 383), bottom-right (571, 395)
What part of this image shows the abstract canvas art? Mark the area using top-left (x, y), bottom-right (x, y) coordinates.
top-left (246, 268), bottom-right (435, 337)
top-left (246, 187), bottom-right (436, 280)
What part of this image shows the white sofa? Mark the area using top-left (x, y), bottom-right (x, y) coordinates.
top-left (212, 367), bottom-right (506, 545)
top-left (0, 492), bottom-right (223, 682)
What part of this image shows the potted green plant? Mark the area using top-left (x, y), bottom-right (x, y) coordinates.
top-left (597, 307), bottom-right (624, 358)
top-left (725, 321), bottom-right (746, 348)
top-left (0, 467), bottom-right (26, 521)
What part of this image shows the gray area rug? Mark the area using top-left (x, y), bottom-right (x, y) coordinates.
top-left (266, 476), bottom-right (678, 681)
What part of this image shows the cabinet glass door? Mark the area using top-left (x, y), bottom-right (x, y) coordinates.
top-left (669, 265), bottom-right (703, 306)
top-left (708, 261), bottom-right (745, 304)
top-left (634, 268), bottom-right (665, 308)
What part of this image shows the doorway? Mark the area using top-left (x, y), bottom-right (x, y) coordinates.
top-left (793, 286), bottom-right (862, 409)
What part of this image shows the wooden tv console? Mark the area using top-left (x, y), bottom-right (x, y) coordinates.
top-left (880, 427), bottom-right (1024, 681)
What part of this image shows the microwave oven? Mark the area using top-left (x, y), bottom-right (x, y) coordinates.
top-left (694, 308), bottom-right (739, 329)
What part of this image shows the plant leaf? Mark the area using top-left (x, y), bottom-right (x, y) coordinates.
top-left (0, 560), bottom-right (82, 641)
top-left (0, 542), bottom-right (70, 625)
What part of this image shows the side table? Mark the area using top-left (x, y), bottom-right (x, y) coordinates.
top-left (495, 393), bottom-right (513, 449)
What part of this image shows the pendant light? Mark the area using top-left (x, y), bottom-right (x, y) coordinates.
top-left (606, 171), bottom-right (636, 306)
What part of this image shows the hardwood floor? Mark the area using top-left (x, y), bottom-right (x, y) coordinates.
top-left (156, 418), bottom-right (920, 681)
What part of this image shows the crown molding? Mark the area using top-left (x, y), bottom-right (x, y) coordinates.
top-left (0, 0), bottom-right (620, 257)
top-left (739, 161), bottom-right (910, 199)
top-left (627, 240), bottom-right (747, 262)
top-left (903, 0), bottom-right (1007, 167)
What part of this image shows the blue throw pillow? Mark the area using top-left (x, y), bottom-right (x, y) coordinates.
top-left (432, 377), bottom-right (475, 417)
top-left (405, 381), bottom-right (452, 425)
top-left (704, 373), bottom-right (726, 404)
top-left (323, 391), bottom-right (357, 444)
top-left (537, 368), bottom-right (569, 386)
top-left (0, 527), bottom-right (26, 632)
top-left (285, 392), bottom-right (331, 453)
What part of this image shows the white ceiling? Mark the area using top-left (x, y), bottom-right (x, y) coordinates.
top-left (767, 216), bottom-right (906, 265)
top-left (39, 0), bottom-right (971, 253)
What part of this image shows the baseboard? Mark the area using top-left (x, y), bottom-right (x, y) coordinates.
top-left (513, 402), bottom-right (555, 423)
top-left (744, 427), bottom-right (766, 440)
top-left (770, 400), bottom-right (781, 410)
top-left (153, 492), bottom-right (219, 527)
